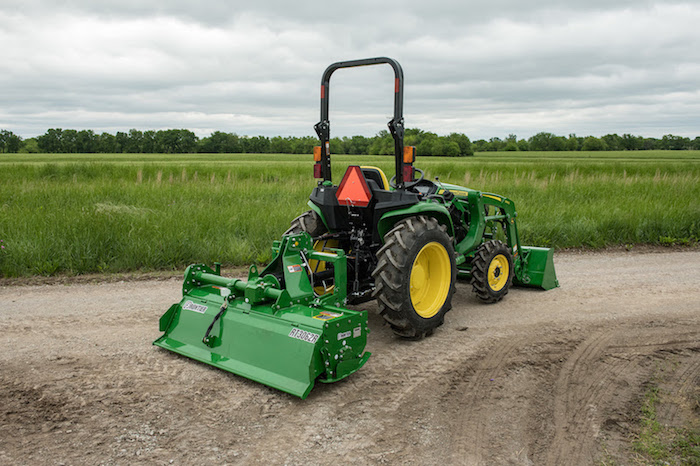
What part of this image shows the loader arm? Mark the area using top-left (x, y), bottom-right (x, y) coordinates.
top-left (451, 191), bottom-right (557, 290)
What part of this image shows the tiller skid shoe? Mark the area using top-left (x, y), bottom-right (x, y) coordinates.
top-left (154, 232), bottom-right (370, 399)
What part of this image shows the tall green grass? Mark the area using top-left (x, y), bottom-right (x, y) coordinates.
top-left (1, 151), bottom-right (698, 276)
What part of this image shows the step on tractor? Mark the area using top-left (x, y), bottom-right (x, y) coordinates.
top-left (154, 57), bottom-right (558, 399)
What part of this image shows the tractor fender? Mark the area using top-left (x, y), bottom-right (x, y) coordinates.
top-left (306, 201), bottom-right (330, 231)
top-left (377, 203), bottom-right (454, 242)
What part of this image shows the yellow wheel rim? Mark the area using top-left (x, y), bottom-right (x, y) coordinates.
top-left (488, 254), bottom-right (509, 292)
top-left (310, 238), bottom-right (338, 295)
top-left (410, 242), bottom-right (451, 318)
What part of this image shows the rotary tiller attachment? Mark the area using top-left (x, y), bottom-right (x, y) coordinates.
top-left (154, 232), bottom-right (370, 399)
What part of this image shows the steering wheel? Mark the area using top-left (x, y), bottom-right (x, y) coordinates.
top-left (389, 168), bottom-right (424, 190)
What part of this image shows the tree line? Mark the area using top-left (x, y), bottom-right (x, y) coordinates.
top-left (473, 132), bottom-right (700, 151)
top-left (1, 127), bottom-right (699, 155)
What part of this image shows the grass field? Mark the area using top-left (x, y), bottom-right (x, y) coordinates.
top-left (1, 151), bottom-right (699, 277)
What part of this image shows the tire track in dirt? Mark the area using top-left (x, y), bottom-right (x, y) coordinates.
top-left (545, 331), bottom-right (625, 464)
top-left (381, 322), bottom-right (699, 466)
top-left (546, 326), bottom-right (700, 465)
top-left (443, 334), bottom-right (526, 464)
top-left (654, 346), bottom-right (700, 427)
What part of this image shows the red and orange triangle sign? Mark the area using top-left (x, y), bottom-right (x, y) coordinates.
top-left (336, 166), bottom-right (372, 207)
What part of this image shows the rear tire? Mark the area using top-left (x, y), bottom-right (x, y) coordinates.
top-left (372, 216), bottom-right (456, 339)
top-left (286, 210), bottom-right (336, 295)
top-left (470, 240), bottom-right (513, 303)
top-left (285, 210), bottom-right (326, 237)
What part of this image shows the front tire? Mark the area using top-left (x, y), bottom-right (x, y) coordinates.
top-left (470, 240), bottom-right (513, 303)
top-left (372, 216), bottom-right (456, 339)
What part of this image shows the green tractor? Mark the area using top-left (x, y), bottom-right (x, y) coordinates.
top-left (287, 57), bottom-right (557, 339)
top-left (154, 57), bottom-right (557, 398)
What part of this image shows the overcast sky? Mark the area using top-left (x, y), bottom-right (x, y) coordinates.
top-left (1, 1), bottom-right (699, 140)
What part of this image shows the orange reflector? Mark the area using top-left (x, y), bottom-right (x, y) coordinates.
top-left (336, 165), bottom-right (372, 207)
top-left (403, 145), bottom-right (416, 163)
top-left (313, 146), bottom-right (322, 162)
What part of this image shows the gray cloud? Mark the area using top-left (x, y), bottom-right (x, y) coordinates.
top-left (0, 1), bottom-right (698, 139)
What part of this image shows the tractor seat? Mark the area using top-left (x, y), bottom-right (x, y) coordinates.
top-left (365, 179), bottom-right (382, 194)
top-left (360, 166), bottom-right (390, 191)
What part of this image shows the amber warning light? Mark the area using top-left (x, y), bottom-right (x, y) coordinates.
top-left (403, 145), bottom-right (416, 164)
top-left (313, 146), bottom-right (322, 178)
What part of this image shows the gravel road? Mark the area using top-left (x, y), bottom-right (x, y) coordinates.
top-left (1, 250), bottom-right (698, 465)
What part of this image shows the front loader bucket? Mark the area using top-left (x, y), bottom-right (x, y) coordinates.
top-left (514, 246), bottom-right (559, 290)
top-left (154, 233), bottom-right (371, 399)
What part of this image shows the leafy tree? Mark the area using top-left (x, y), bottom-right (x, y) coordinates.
top-left (440, 141), bottom-right (461, 156)
top-left (581, 136), bottom-right (607, 151)
top-left (641, 137), bottom-right (658, 150)
top-left (369, 130), bottom-right (394, 155)
top-left (504, 141), bottom-right (519, 151)
top-left (528, 132), bottom-right (551, 151)
top-left (416, 131), bottom-right (438, 156)
top-left (621, 133), bottom-right (643, 150)
top-left (142, 131), bottom-right (157, 153)
top-left (330, 137), bottom-right (346, 155)
top-left (240, 135), bottom-right (269, 153)
top-left (155, 129), bottom-right (198, 153)
top-left (37, 128), bottom-right (63, 153)
top-left (660, 134), bottom-right (690, 150)
top-left (527, 132), bottom-right (566, 151)
top-left (290, 136), bottom-right (317, 155)
top-left (344, 135), bottom-right (371, 155)
top-left (566, 134), bottom-right (581, 151)
top-left (270, 136), bottom-right (293, 154)
top-left (97, 132), bottom-right (119, 153)
top-left (60, 129), bottom-right (79, 153)
top-left (198, 131), bottom-right (241, 153)
top-left (602, 134), bottom-right (623, 151)
top-left (115, 132), bottom-right (129, 152)
top-left (552, 136), bottom-right (568, 151)
top-left (20, 137), bottom-right (40, 153)
top-left (126, 129), bottom-right (144, 153)
top-left (446, 133), bottom-right (473, 156)
top-left (486, 137), bottom-right (504, 151)
top-left (76, 130), bottom-right (97, 153)
top-left (472, 139), bottom-right (488, 152)
top-left (0, 129), bottom-right (22, 153)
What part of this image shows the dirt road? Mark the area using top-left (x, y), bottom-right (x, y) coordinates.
top-left (1, 250), bottom-right (698, 465)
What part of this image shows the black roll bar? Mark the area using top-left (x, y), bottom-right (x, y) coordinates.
top-left (313, 57), bottom-right (409, 188)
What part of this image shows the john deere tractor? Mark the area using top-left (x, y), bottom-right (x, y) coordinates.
top-left (286, 57), bottom-right (557, 339)
top-left (154, 57), bottom-right (557, 398)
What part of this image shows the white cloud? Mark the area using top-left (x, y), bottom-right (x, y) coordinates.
top-left (0, 1), bottom-right (699, 139)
